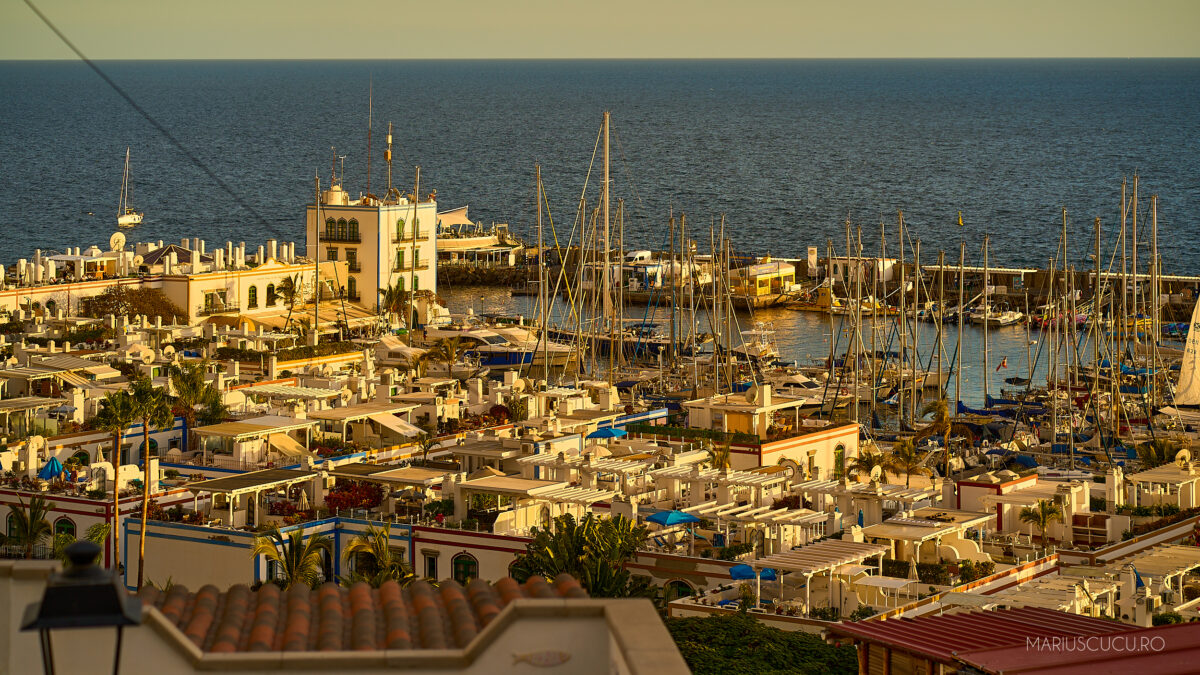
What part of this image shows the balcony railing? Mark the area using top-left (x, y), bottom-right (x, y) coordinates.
top-left (320, 232), bottom-right (362, 243)
top-left (197, 302), bottom-right (239, 316)
top-left (347, 262), bottom-right (362, 273)
top-left (393, 230), bottom-right (429, 243)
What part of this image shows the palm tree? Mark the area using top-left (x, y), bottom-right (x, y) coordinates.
top-left (431, 337), bottom-right (470, 381)
top-left (1137, 438), bottom-right (1178, 469)
top-left (846, 448), bottom-right (890, 483)
top-left (915, 398), bottom-right (974, 479)
top-left (340, 523), bottom-right (416, 587)
top-left (887, 438), bottom-right (930, 488)
top-left (7, 496), bottom-right (52, 559)
top-left (1019, 499), bottom-right (1064, 549)
top-left (93, 390), bottom-right (137, 569)
top-left (378, 281), bottom-right (407, 328)
top-left (250, 526), bottom-right (332, 590)
top-left (130, 377), bottom-right (175, 588)
top-left (509, 513), bottom-right (651, 598)
top-left (167, 361), bottom-right (226, 453)
top-left (277, 273), bottom-right (301, 332)
top-left (53, 522), bottom-right (111, 565)
top-left (415, 424), bottom-right (439, 464)
top-left (704, 438), bottom-right (732, 471)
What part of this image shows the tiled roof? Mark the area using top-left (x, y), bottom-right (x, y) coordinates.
top-left (827, 606), bottom-right (1127, 664)
top-left (137, 575), bottom-right (586, 653)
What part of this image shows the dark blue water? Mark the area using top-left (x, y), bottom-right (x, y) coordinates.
top-left (2, 59), bottom-right (1198, 272)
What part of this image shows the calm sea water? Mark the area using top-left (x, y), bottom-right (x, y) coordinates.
top-left (2, 59), bottom-right (1197, 405)
top-left (1, 59), bottom-right (1198, 272)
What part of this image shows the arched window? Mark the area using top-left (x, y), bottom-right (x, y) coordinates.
top-left (54, 517), bottom-right (75, 538)
top-left (325, 217), bottom-right (336, 237)
top-left (395, 217), bottom-right (405, 240)
top-left (348, 218), bottom-right (359, 240)
top-left (70, 450), bottom-right (90, 466)
top-left (664, 580), bottom-right (695, 601)
top-left (266, 284), bottom-right (277, 307)
top-left (413, 275), bottom-right (420, 291)
top-left (538, 505), bottom-right (552, 529)
top-left (834, 443), bottom-right (846, 480)
top-left (45, 299), bottom-right (56, 314)
top-left (347, 277), bottom-right (357, 299)
top-left (451, 553), bottom-right (478, 585)
top-left (5, 513), bottom-right (14, 537)
top-left (247, 285), bottom-right (258, 309)
top-left (337, 218), bottom-right (347, 240)
top-left (396, 277), bottom-right (405, 293)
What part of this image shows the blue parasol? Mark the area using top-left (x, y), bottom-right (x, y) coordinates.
top-left (730, 564), bottom-right (777, 581)
top-left (587, 427), bottom-right (627, 439)
top-left (38, 456), bottom-right (64, 480)
top-left (646, 510), bottom-right (700, 527)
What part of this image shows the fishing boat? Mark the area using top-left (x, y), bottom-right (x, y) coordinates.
top-left (116, 147), bottom-right (142, 229)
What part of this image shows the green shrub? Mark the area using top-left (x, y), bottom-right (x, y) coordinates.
top-left (1153, 611), bottom-right (1184, 626)
top-left (847, 605), bottom-right (878, 621)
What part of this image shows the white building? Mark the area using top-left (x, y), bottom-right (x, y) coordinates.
top-left (305, 181), bottom-right (438, 316)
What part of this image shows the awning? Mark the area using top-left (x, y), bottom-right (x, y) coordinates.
top-left (369, 413), bottom-right (422, 438)
top-left (268, 433), bottom-right (308, 458)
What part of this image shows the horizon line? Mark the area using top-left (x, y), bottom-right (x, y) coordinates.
top-left (3, 56), bottom-right (1200, 63)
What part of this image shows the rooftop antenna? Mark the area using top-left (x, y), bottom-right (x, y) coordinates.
top-left (366, 77), bottom-right (373, 195)
top-left (330, 146), bottom-right (338, 187)
top-left (339, 155), bottom-right (347, 187)
top-left (385, 121), bottom-right (394, 194)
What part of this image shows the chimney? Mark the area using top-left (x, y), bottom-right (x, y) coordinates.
top-left (267, 239), bottom-right (278, 262)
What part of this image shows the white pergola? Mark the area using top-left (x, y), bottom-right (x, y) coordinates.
top-left (650, 465), bottom-right (789, 509)
top-left (750, 539), bottom-right (890, 610)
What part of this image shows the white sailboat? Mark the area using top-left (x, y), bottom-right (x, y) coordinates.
top-left (117, 147), bottom-right (143, 229)
top-left (1160, 294), bottom-right (1200, 424)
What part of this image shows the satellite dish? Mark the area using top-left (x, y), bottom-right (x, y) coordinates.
top-left (339, 388), bottom-right (352, 404)
top-left (869, 464), bottom-right (883, 483)
top-left (131, 254), bottom-right (144, 268)
top-left (109, 232), bottom-right (126, 252)
top-left (141, 348), bottom-right (155, 365)
top-left (162, 345), bottom-right (176, 357)
top-left (778, 458), bottom-right (802, 481)
top-left (1176, 449), bottom-right (1191, 467)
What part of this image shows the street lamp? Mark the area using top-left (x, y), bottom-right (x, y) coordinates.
top-left (21, 541), bottom-right (142, 675)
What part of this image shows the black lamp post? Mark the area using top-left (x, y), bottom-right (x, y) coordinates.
top-left (20, 541), bottom-right (142, 675)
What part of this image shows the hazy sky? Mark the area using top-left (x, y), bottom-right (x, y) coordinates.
top-left (3, 0), bottom-right (1198, 59)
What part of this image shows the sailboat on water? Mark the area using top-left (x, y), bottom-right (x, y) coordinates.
top-left (117, 147), bottom-right (142, 229)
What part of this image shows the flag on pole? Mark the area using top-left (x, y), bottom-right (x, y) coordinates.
top-left (996, 357), bottom-right (1008, 372)
top-left (1133, 565), bottom-right (1146, 589)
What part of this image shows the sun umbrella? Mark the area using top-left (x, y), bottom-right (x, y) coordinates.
top-left (730, 564), bottom-right (777, 581)
top-left (38, 456), bottom-right (64, 480)
top-left (646, 510), bottom-right (700, 527)
top-left (587, 427), bottom-right (627, 439)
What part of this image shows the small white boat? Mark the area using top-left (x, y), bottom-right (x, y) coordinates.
top-left (116, 147), bottom-right (142, 229)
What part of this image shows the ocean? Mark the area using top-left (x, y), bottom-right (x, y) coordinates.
top-left (1, 59), bottom-right (1197, 405)
top-left (1, 59), bottom-right (1198, 272)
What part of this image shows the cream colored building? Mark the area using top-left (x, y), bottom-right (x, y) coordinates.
top-left (305, 182), bottom-right (438, 316)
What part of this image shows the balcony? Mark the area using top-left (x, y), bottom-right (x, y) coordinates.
top-left (197, 302), bottom-right (239, 316)
top-left (348, 262), bottom-right (362, 273)
top-left (320, 231), bottom-right (361, 243)
top-left (393, 230), bottom-right (429, 243)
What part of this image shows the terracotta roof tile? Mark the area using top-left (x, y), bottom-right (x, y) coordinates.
top-left (140, 575), bottom-right (586, 653)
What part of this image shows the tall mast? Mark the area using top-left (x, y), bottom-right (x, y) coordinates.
top-left (669, 214), bottom-right (677, 369)
top-left (854, 225), bottom-right (864, 431)
top-left (366, 78), bottom-right (373, 195)
top-left (537, 164), bottom-right (549, 380)
top-left (1120, 178), bottom-right (1128, 362)
top-left (602, 112), bottom-right (613, 349)
top-left (936, 249), bottom-right (945, 400)
top-left (314, 176), bottom-right (321, 343)
top-left (911, 238), bottom-right (920, 428)
top-left (1131, 175), bottom-right (1139, 348)
top-left (1151, 195), bottom-right (1160, 409)
top-left (955, 240), bottom-right (965, 423)
top-left (982, 233), bottom-right (990, 405)
top-left (407, 167), bottom-right (421, 337)
top-left (898, 211), bottom-right (908, 424)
